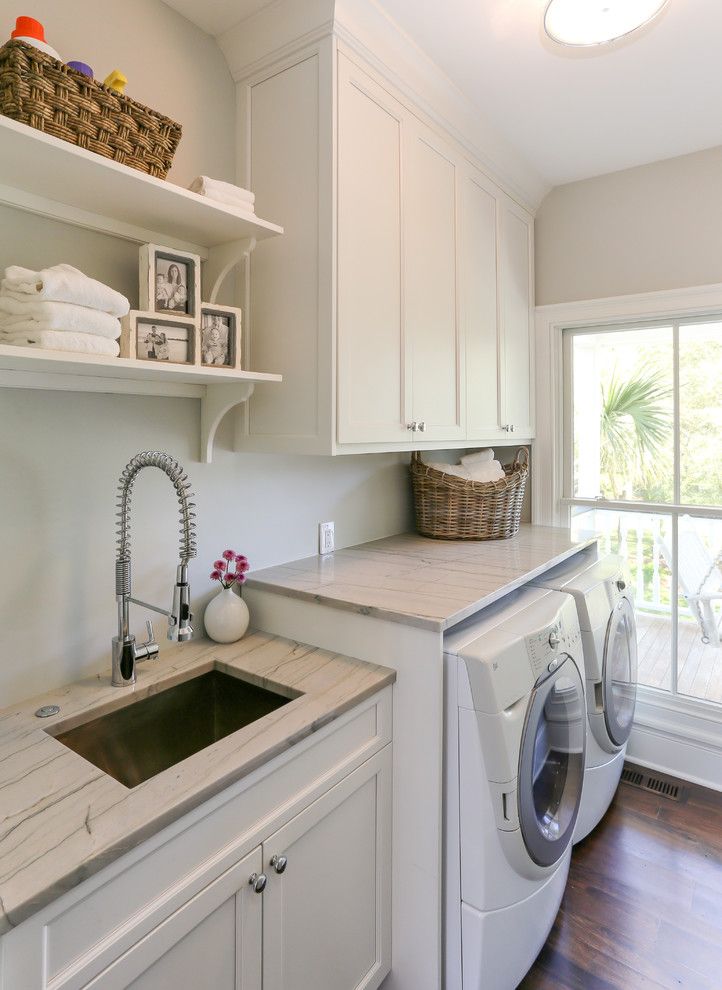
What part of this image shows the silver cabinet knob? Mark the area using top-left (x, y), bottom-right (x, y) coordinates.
top-left (407, 421), bottom-right (418, 431)
top-left (417, 421), bottom-right (426, 433)
top-left (509, 425), bottom-right (515, 433)
top-left (270, 854), bottom-right (288, 874)
top-left (249, 872), bottom-right (267, 893)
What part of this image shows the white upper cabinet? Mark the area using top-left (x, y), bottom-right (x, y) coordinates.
top-left (238, 41), bottom-right (534, 454)
top-left (337, 57), bottom-right (407, 444)
top-left (498, 195), bottom-right (534, 438)
top-left (404, 121), bottom-right (464, 441)
top-left (460, 165), bottom-right (503, 440)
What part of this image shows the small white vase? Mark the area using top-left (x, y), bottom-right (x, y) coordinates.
top-left (204, 587), bottom-right (250, 644)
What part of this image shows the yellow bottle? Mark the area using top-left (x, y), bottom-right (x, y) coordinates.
top-left (103, 69), bottom-right (128, 94)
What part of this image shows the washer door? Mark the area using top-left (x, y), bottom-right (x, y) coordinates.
top-left (518, 657), bottom-right (586, 868)
top-left (603, 596), bottom-right (638, 747)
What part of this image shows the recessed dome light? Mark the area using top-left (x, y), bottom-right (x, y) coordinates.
top-left (544, 0), bottom-right (669, 47)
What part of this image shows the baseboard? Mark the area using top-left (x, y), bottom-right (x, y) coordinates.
top-left (628, 692), bottom-right (722, 792)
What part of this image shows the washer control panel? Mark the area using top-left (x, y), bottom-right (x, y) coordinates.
top-left (525, 604), bottom-right (582, 679)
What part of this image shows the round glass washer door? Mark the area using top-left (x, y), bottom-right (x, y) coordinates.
top-left (518, 656), bottom-right (586, 868)
top-left (603, 596), bottom-right (638, 748)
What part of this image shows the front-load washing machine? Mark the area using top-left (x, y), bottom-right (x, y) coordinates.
top-left (444, 586), bottom-right (586, 990)
top-left (532, 548), bottom-right (638, 843)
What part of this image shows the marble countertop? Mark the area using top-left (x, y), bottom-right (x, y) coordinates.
top-left (247, 526), bottom-right (598, 631)
top-left (0, 633), bottom-right (394, 934)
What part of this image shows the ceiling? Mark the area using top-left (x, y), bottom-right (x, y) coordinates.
top-left (164, 0), bottom-right (722, 188)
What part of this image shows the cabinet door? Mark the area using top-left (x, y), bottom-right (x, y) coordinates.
top-left (404, 121), bottom-right (464, 441)
top-left (83, 848), bottom-right (263, 990)
top-left (460, 166), bottom-right (505, 440)
top-left (337, 55), bottom-right (409, 444)
top-left (262, 747), bottom-right (392, 990)
top-left (498, 195), bottom-right (534, 438)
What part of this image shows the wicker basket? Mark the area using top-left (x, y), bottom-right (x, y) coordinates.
top-left (410, 448), bottom-right (529, 541)
top-left (0, 40), bottom-right (181, 178)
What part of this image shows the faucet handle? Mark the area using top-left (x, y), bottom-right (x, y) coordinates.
top-left (136, 620), bottom-right (160, 663)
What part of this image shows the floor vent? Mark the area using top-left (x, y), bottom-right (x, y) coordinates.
top-left (621, 765), bottom-right (682, 801)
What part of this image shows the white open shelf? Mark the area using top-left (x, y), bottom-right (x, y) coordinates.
top-left (0, 116), bottom-right (286, 461)
top-left (0, 344), bottom-right (282, 463)
top-left (0, 116), bottom-right (283, 255)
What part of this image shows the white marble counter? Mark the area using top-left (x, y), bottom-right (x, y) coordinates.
top-left (0, 634), bottom-right (394, 934)
top-left (247, 526), bottom-right (598, 631)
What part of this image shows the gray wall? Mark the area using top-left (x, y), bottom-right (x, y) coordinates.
top-left (535, 145), bottom-right (722, 305)
top-left (0, 0), bottom-right (412, 705)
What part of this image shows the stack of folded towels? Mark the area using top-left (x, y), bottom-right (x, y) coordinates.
top-left (189, 175), bottom-right (256, 214)
top-left (427, 448), bottom-right (506, 483)
top-left (0, 264), bottom-right (129, 357)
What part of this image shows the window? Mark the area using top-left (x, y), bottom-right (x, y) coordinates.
top-left (564, 318), bottom-right (722, 705)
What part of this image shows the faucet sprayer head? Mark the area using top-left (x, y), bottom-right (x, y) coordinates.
top-left (168, 563), bottom-right (193, 642)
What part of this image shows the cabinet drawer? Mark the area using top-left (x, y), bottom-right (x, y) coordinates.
top-left (1, 687), bottom-right (391, 990)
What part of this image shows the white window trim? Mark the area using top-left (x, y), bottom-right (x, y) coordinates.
top-left (534, 282), bottom-right (722, 789)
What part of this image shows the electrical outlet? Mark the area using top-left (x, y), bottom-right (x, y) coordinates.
top-left (319, 521), bottom-right (335, 555)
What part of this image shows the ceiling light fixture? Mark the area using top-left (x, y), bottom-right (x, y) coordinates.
top-left (544, 0), bottom-right (669, 47)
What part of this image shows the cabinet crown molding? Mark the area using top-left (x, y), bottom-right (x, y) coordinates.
top-left (217, 0), bottom-right (548, 212)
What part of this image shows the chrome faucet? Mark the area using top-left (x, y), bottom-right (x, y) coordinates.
top-left (112, 451), bottom-right (197, 687)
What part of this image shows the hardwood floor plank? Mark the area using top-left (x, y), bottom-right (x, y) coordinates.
top-left (522, 768), bottom-right (722, 990)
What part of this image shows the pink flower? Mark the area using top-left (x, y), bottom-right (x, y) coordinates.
top-left (214, 559), bottom-right (227, 572)
top-left (235, 553), bottom-right (247, 565)
top-left (222, 549), bottom-right (235, 561)
top-left (237, 560), bottom-right (250, 573)
top-left (210, 570), bottom-right (222, 581)
top-left (236, 573), bottom-right (247, 585)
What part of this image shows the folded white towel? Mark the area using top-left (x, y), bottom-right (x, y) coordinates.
top-left (468, 460), bottom-right (505, 483)
top-left (460, 448), bottom-right (494, 467)
top-left (0, 330), bottom-right (120, 357)
top-left (2, 265), bottom-right (130, 317)
top-left (0, 297), bottom-right (120, 339)
top-left (188, 176), bottom-right (256, 210)
top-left (427, 462), bottom-right (472, 480)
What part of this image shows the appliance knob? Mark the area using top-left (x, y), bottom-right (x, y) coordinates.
top-left (548, 631), bottom-right (561, 649)
top-left (617, 579), bottom-right (627, 591)
top-left (548, 657), bottom-right (561, 673)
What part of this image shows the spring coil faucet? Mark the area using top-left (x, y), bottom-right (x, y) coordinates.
top-left (113, 451), bottom-right (197, 687)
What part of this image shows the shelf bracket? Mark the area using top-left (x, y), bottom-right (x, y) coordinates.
top-left (200, 381), bottom-right (255, 464)
top-left (204, 238), bottom-right (257, 304)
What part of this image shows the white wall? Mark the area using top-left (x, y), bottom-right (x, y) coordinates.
top-left (0, 0), bottom-right (412, 706)
top-left (535, 145), bottom-right (722, 305)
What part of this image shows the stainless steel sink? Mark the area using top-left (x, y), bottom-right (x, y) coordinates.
top-left (52, 670), bottom-right (294, 789)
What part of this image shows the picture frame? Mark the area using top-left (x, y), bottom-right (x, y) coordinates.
top-left (120, 311), bottom-right (198, 366)
top-left (199, 304), bottom-right (242, 369)
top-left (139, 244), bottom-right (201, 319)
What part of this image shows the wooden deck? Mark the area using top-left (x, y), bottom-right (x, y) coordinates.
top-left (637, 610), bottom-right (722, 703)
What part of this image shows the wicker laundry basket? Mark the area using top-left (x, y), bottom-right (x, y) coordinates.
top-left (0, 40), bottom-right (182, 178)
top-left (410, 448), bottom-right (529, 541)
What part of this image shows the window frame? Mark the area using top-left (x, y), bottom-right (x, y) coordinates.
top-left (534, 284), bottom-right (722, 716)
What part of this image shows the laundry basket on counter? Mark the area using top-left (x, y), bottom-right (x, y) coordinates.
top-left (410, 447), bottom-right (529, 541)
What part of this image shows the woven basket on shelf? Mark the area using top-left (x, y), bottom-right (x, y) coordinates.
top-left (0, 40), bottom-right (182, 178)
top-left (410, 448), bottom-right (529, 541)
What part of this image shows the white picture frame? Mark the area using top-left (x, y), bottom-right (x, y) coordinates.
top-left (121, 311), bottom-right (199, 366)
top-left (199, 304), bottom-right (242, 369)
top-left (139, 243), bottom-right (201, 319)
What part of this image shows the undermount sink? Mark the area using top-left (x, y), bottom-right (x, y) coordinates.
top-left (52, 669), bottom-right (294, 789)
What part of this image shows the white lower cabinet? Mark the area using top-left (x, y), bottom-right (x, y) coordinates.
top-left (94, 847), bottom-right (264, 990)
top-left (262, 749), bottom-right (391, 990)
top-left (0, 690), bottom-right (392, 990)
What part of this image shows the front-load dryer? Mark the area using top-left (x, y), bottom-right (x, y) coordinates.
top-left (443, 587), bottom-right (585, 990)
top-left (532, 548), bottom-right (638, 843)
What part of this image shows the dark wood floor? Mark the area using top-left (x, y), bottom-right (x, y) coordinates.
top-left (520, 765), bottom-right (722, 990)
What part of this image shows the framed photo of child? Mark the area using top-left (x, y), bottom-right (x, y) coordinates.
top-left (199, 304), bottom-right (242, 369)
top-left (139, 244), bottom-right (201, 319)
top-left (120, 311), bottom-right (198, 366)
